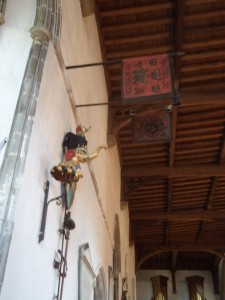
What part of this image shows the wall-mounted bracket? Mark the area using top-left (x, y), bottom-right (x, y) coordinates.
top-left (38, 180), bottom-right (63, 243)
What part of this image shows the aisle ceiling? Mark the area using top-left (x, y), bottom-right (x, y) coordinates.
top-left (94, 0), bottom-right (225, 290)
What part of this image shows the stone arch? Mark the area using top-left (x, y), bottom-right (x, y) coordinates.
top-left (113, 214), bottom-right (121, 300)
top-left (0, 0), bottom-right (62, 292)
top-left (94, 266), bottom-right (107, 300)
top-left (78, 243), bottom-right (95, 300)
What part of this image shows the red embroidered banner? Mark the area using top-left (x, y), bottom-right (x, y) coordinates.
top-left (122, 54), bottom-right (172, 103)
top-left (132, 111), bottom-right (171, 143)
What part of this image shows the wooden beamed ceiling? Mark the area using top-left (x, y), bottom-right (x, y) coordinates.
top-left (94, 0), bottom-right (225, 279)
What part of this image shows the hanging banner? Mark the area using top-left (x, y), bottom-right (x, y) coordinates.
top-left (132, 111), bottom-right (171, 143)
top-left (122, 54), bottom-right (172, 104)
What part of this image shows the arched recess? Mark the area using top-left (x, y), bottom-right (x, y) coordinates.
top-left (137, 249), bottom-right (225, 270)
top-left (0, 0), bottom-right (62, 292)
top-left (0, 0), bottom-right (6, 24)
top-left (186, 276), bottom-right (205, 300)
top-left (121, 254), bottom-right (128, 300)
top-left (113, 214), bottom-right (121, 300)
top-left (78, 243), bottom-right (96, 300)
top-left (94, 266), bottom-right (107, 300)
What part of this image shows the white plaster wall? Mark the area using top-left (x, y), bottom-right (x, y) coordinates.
top-left (0, 0), bottom-right (35, 167)
top-left (137, 269), bottom-right (220, 300)
top-left (60, 2), bottom-right (136, 298)
top-left (1, 0), bottom-right (136, 299)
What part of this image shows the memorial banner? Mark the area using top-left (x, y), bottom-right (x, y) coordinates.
top-left (122, 54), bottom-right (172, 103)
top-left (132, 111), bottom-right (171, 143)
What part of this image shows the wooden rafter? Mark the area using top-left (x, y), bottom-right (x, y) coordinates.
top-left (105, 32), bottom-right (169, 46)
top-left (207, 177), bottom-right (218, 210)
top-left (136, 241), bottom-right (225, 250)
top-left (173, 0), bottom-right (185, 90)
top-left (198, 129), bottom-right (225, 242)
top-left (219, 130), bottom-right (225, 163)
top-left (164, 222), bottom-right (170, 246)
top-left (123, 164), bottom-right (225, 178)
top-left (130, 209), bottom-right (225, 221)
top-left (169, 108), bottom-right (178, 167)
top-left (211, 256), bottom-right (221, 294)
top-left (102, 18), bottom-right (172, 33)
top-left (197, 221), bottom-right (206, 243)
top-left (100, 2), bottom-right (172, 18)
top-left (171, 251), bottom-right (178, 294)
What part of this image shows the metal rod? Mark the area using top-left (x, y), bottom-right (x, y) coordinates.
top-left (66, 59), bottom-right (121, 70)
top-left (76, 102), bottom-right (110, 108)
top-left (38, 181), bottom-right (50, 243)
top-left (56, 207), bottom-right (67, 300)
top-left (59, 230), bottom-right (70, 300)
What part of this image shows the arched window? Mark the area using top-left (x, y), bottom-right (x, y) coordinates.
top-left (186, 276), bottom-right (204, 300)
top-left (156, 292), bottom-right (166, 300)
top-left (78, 244), bottom-right (95, 300)
top-left (150, 275), bottom-right (168, 300)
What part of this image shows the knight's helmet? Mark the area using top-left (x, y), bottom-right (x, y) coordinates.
top-left (62, 126), bottom-right (89, 153)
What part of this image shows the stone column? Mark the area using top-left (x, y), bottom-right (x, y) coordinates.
top-left (0, 0), bottom-right (61, 293)
top-left (0, 0), bottom-right (6, 24)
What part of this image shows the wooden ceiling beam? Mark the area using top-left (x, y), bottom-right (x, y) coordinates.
top-left (136, 241), bottom-right (225, 250)
top-left (100, 2), bottom-right (172, 18)
top-left (197, 221), bottom-right (206, 243)
top-left (184, 24), bottom-right (225, 35)
top-left (167, 179), bottom-right (173, 211)
top-left (187, 0), bottom-right (218, 5)
top-left (188, 177), bottom-right (218, 243)
top-left (165, 222), bottom-right (170, 246)
top-left (185, 9), bottom-right (225, 21)
top-left (105, 32), bottom-right (169, 46)
top-left (211, 257), bottom-right (221, 295)
top-left (171, 251), bottom-right (178, 294)
top-left (108, 92), bottom-right (225, 108)
top-left (123, 164), bottom-right (225, 178)
top-left (181, 72), bottom-right (225, 84)
top-left (106, 45), bottom-right (170, 60)
top-left (173, 0), bottom-right (185, 90)
top-left (182, 60), bottom-right (225, 73)
top-left (169, 108), bottom-right (177, 167)
top-left (195, 115), bottom-right (225, 249)
top-left (182, 49), bottom-right (225, 62)
top-left (207, 177), bottom-right (218, 210)
top-left (219, 131), bottom-right (225, 163)
top-left (130, 209), bottom-right (225, 221)
top-left (102, 18), bottom-right (171, 32)
top-left (183, 37), bottom-right (225, 50)
top-left (137, 248), bottom-right (225, 269)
